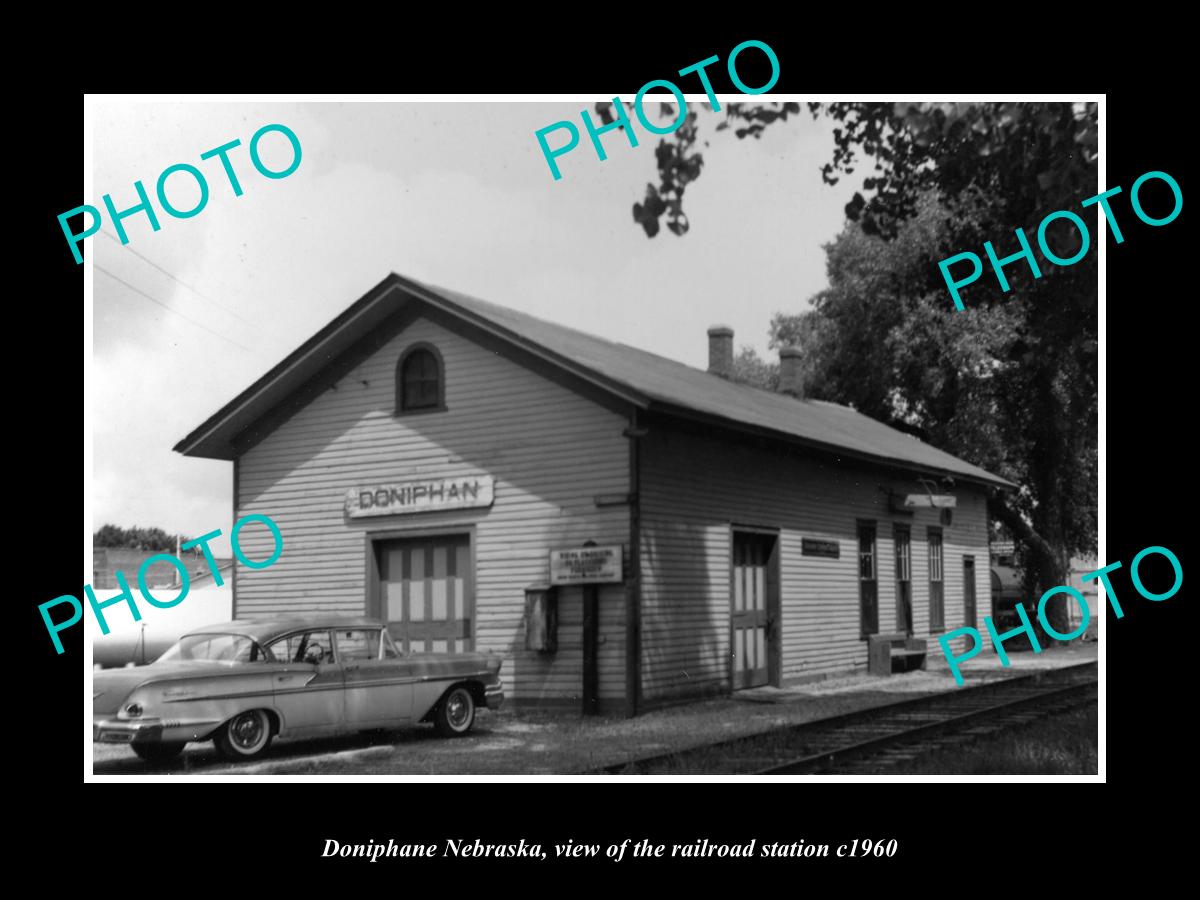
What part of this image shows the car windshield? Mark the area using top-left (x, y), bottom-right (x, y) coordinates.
top-left (157, 633), bottom-right (268, 664)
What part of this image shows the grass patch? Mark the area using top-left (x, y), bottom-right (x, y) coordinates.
top-left (889, 703), bottom-right (1097, 775)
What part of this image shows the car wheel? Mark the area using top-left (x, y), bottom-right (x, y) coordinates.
top-left (215, 709), bottom-right (274, 760)
top-left (434, 686), bottom-right (476, 737)
top-left (132, 742), bottom-right (186, 763)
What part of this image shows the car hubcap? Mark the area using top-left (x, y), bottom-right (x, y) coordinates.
top-left (448, 693), bottom-right (469, 728)
top-left (233, 713), bottom-right (263, 748)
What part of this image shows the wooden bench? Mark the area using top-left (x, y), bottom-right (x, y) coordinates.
top-left (867, 633), bottom-right (928, 676)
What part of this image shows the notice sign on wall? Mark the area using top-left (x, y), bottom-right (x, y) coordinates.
top-left (903, 493), bottom-right (957, 508)
top-left (346, 475), bottom-right (495, 518)
top-left (549, 546), bottom-right (623, 585)
top-left (801, 538), bottom-right (840, 559)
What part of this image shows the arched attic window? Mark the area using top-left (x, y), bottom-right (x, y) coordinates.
top-left (395, 343), bottom-right (445, 415)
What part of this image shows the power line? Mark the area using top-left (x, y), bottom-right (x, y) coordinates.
top-left (95, 264), bottom-right (265, 359)
top-left (99, 229), bottom-right (264, 331)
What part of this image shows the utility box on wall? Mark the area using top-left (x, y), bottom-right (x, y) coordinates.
top-left (524, 584), bottom-right (558, 654)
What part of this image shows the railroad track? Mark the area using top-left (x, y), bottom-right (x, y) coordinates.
top-left (592, 662), bottom-right (1097, 775)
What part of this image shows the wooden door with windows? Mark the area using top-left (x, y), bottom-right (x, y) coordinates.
top-left (730, 530), bottom-right (780, 690)
top-left (375, 535), bottom-right (473, 654)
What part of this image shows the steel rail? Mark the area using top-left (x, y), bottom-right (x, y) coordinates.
top-left (591, 661), bottom-right (1097, 775)
top-left (758, 679), bottom-right (1096, 774)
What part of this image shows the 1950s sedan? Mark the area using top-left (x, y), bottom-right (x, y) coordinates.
top-left (92, 615), bottom-right (504, 763)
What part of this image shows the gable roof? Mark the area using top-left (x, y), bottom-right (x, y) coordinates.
top-left (175, 273), bottom-right (1015, 490)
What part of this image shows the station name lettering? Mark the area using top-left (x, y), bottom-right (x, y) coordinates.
top-left (347, 476), bottom-right (495, 518)
top-left (359, 481), bottom-right (479, 508)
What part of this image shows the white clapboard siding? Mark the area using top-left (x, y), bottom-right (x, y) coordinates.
top-left (638, 422), bottom-right (990, 701)
top-left (236, 315), bottom-right (630, 703)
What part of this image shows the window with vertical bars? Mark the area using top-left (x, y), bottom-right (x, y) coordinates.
top-left (895, 527), bottom-right (911, 582)
top-left (894, 524), bottom-right (912, 634)
top-left (858, 522), bottom-right (878, 638)
top-left (928, 528), bottom-right (944, 631)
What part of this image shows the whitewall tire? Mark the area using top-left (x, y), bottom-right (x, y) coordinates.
top-left (215, 709), bottom-right (273, 760)
top-left (434, 686), bottom-right (476, 737)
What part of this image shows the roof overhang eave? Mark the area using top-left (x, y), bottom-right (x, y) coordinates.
top-left (646, 400), bottom-right (1018, 493)
top-left (172, 275), bottom-right (653, 460)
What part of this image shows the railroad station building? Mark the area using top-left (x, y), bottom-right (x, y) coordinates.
top-left (176, 273), bottom-right (1014, 715)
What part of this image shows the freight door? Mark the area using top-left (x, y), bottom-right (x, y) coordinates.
top-left (376, 535), bottom-right (473, 654)
top-left (730, 530), bottom-right (780, 690)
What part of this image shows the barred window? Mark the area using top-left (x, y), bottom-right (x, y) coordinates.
top-left (928, 528), bottom-right (944, 632)
top-left (929, 530), bottom-right (944, 582)
top-left (895, 524), bottom-right (912, 634)
top-left (858, 522), bottom-right (878, 638)
top-left (895, 527), bottom-right (911, 583)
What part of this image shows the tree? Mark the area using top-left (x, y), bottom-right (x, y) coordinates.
top-left (614, 100), bottom-right (1098, 620)
top-left (94, 524), bottom-right (187, 551)
top-left (731, 345), bottom-right (778, 391)
top-left (620, 101), bottom-right (1097, 242)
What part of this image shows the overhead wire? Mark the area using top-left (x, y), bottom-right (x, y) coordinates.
top-left (95, 264), bottom-right (267, 359)
top-left (98, 229), bottom-right (269, 332)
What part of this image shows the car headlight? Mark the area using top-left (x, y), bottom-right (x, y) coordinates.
top-left (124, 702), bottom-right (143, 718)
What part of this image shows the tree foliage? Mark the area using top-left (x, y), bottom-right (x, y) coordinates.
top-left (94, 524), bottom-right (184, 551)
top-left (617, 100), bottom-right (1099, 604)
top-left (620, 100), bottom-right (1097, 242)
top-left (731, 345), bottom-right (778, 391)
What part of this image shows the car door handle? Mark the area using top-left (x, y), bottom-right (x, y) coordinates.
top-left (344, 665), bottom-right (359, 672)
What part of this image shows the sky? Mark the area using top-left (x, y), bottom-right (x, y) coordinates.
top-left (90, 98), bottom-right (858, 555)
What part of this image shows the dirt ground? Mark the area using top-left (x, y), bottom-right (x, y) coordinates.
top-left (91, 639), bottom-right (1098, 776)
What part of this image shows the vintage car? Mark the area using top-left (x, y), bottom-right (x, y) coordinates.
top-left (92, 615), bottom-right (504, 763)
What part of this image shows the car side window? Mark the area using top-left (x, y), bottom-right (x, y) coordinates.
top-left (266, 630), bottom-right (334, 665)
top-left (381, 631), bottom-right (400, 659)
top-left (233, 639), bottom-right (269, 663)
top-left (337, 629), bottom-right (382, 662)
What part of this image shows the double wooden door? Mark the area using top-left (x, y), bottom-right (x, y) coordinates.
top-left (376, 535), bottom-right (473, 654)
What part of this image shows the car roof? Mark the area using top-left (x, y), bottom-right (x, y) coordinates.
top-left (182, 615), bottom-right (386, 644)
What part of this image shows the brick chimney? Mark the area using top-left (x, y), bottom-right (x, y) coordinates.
top-left (779, 346), bottom-right (804, 398)
top-left (708, 326), bottom-right (734, 379)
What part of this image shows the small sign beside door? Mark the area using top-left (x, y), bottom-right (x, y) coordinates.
top-left (801, 538), bottom-right (840, 559)
top-left (549, 546), bottom-right (623, 585)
